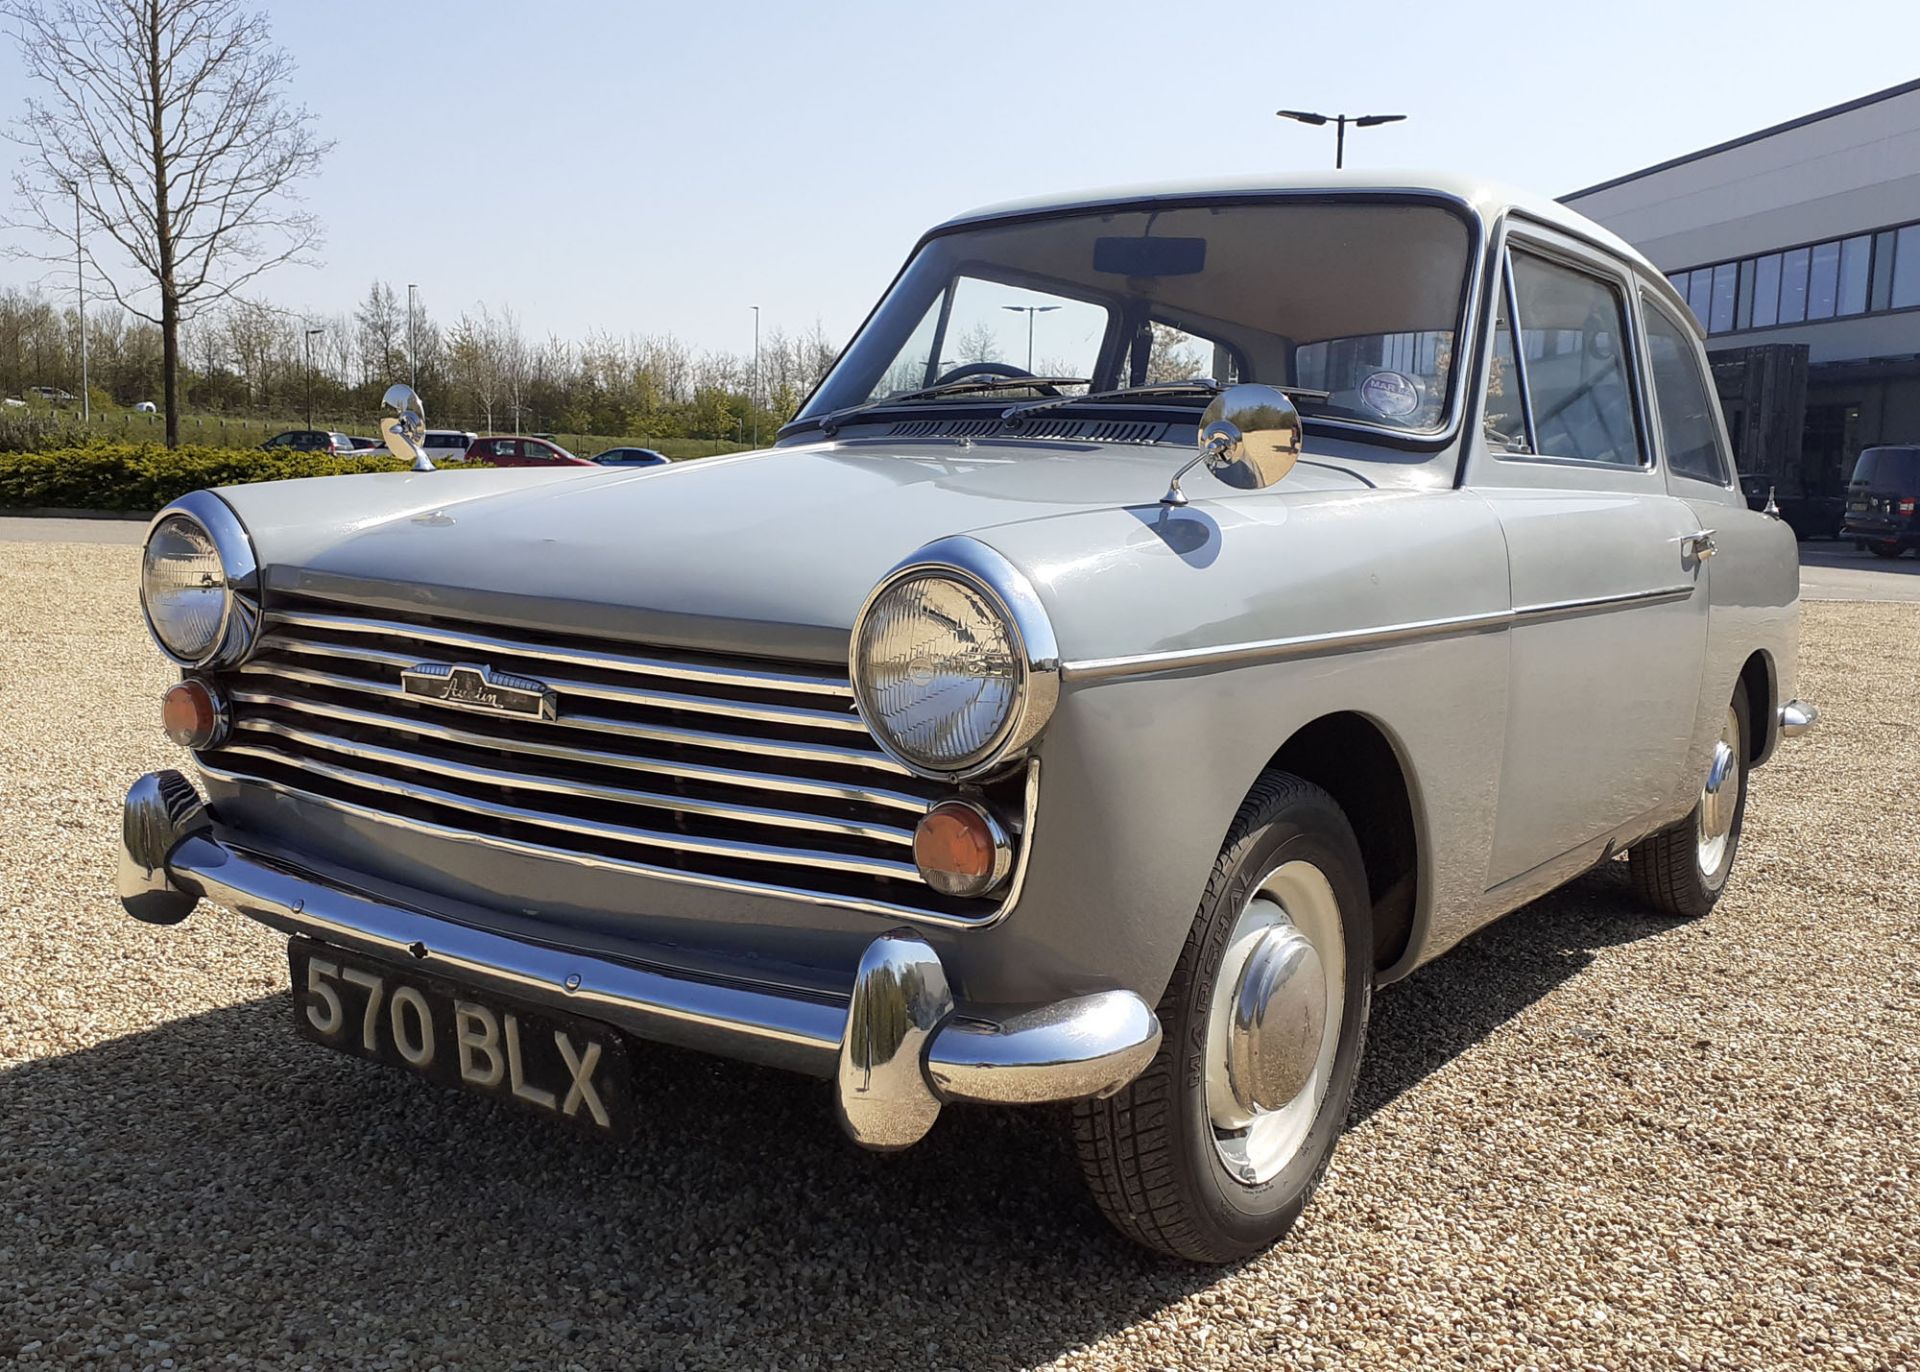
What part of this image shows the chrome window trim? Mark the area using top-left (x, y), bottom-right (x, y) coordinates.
top-left (1061, 585), bottom-right (1694, 683)
top-left (850, 536), bottom-right (1062, 783)
top-left (141, 490), bottom-right (262, 670)
top-left (199, 757), bottom-right (1044, 931)
top-left (1492, 228), bottom-right (1656, 476)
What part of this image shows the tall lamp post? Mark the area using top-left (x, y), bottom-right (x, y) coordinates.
top-left (71, 183), bottom-right (89, 422)
top-left (750, 305), bottom-right (761, 447)
top-left (1275, 109), bottom-right (1407, 169)
top-left (304, 326), bottom-right (322, 428)
top-left (406, 283), bottom-right (418, 391)
top-left (1001, 304), bottom-right (1059, 371)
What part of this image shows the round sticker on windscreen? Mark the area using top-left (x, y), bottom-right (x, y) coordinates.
top-left (1359, 370), bottom-right (1421, 419)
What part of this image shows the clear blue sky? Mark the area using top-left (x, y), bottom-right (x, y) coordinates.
top-left (2, 0), bottom-right (1915, 353)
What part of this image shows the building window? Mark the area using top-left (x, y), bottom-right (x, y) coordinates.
top-left (1663, 214), bottom-right (1920, 336)
top-left (1806, 241), bottom-right (1840, 320)
top-left (1751, 254), bottom-right (1782, 328)
top-left (1838, 235), bottom-right (1871, 316)
top-left (1709, 262), bottom-right (1738, 333)
top-left (1894, 225), bottom-right (1920, 310)
top-left (1778, 247), bottom-right (1810, 323)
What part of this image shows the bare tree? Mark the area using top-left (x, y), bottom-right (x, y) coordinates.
top-left (4, 0), bottom-right (330, 444)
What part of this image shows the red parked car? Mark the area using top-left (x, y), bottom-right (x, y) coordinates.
top-left (464, 436), bottom-right (595, 467)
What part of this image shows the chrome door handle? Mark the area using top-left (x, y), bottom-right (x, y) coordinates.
top-left (1681, 529), bottom-right (1717, 560)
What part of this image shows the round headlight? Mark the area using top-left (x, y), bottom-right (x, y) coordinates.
top-left (851, 541), bottom-right (1060, 779)
top-left (142, 514), bottom-right (230, 664)
top-left (139, 494), bottom-right (259, 668)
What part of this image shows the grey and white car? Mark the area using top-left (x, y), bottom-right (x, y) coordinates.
top-left (117, 174), bottom-right (1815, 1262)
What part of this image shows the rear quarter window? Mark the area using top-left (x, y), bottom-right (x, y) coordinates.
top-left (1852, 448), bottom-right (1920, 491)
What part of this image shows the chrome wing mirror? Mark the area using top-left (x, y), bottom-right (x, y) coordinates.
top-left (380, 383), bottom-right (434, 471)
top-left (1161, 384), bottom-right (1303, 506)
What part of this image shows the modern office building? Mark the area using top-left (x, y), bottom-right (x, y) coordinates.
top-left (1563, 78), bottom-right (1920, 513)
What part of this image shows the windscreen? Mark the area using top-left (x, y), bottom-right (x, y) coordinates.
top-left (801, 198), bottom-right (1476, 435)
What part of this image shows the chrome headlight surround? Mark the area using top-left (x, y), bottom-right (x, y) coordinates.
top-left (139, 490), bottom-right (262, 669)
top-left (850, 537), bottom-right (1060, 781)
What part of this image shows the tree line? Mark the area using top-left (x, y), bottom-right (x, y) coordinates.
top-left (0, 282), bottom-right (842, 441)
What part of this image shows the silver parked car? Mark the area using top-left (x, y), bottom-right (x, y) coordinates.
top-left (118, 174), bottom-right (1815, 1262)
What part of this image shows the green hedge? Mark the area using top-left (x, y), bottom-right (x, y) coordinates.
top-left (0, 443), bottom-right (410, 513)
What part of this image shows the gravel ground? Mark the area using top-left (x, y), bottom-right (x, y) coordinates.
top-left (2, 539), bottom-right (1916, 1371)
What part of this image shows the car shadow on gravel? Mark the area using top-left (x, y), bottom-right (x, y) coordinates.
top-left (0, 862), bottom-right (1671, 1368)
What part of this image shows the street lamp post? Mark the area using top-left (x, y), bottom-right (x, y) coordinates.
top-left (750, 305), bottom-right (761, 447)
top-left (406, 284), bottom-right (418, 391)
top-left (304, 326), bottom-right (322, 429)
top-left (1001, 304), bottom-right (1060, 371)
top-left (1275, 109), bottom-right (1407, 169)
top-left (72, 184), bottom-right (88, 423)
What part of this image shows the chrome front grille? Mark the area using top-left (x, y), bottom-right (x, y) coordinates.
top-left (201, 595), bottom-right (1012, 923)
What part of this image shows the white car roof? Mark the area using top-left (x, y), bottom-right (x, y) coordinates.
top-left (934, 169), bottom-right (1663, 288)
top-left (930, 171), bottom-right (1700, 338)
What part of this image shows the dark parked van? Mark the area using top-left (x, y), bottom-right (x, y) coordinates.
top-left (1843, 446), bottom-right (1920, 558)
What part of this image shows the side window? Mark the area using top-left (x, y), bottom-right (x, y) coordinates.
top-left (1483, 281), bottom-right (1530, 453)
top-left (1642, 298), bottom-right (1731, 485)
top-left (1508, 249), bottom-right (1643, 466)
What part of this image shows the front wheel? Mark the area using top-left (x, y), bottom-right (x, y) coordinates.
top-left (1072, 773), bottom-right (1372, 1263)
top-left (1628, 689), bottom-right (1750, 918)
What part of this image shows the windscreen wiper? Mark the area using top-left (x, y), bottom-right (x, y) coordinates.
top-left (791, 376), bottom-right (1093, 437)
top-left (999, 378), bottom-right (1332, 424)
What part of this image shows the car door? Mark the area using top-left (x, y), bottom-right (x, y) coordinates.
top-left (1469, 228), bottom-right (1712, 890)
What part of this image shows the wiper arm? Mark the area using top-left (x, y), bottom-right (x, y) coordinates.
top-left (789, 376), bottom-right (1093, 437)
top-left (1000, 378), bottom-right (1221, 422)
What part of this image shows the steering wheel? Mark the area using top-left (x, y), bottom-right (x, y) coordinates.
top-left (930, 361), bottom-right (1062, 397)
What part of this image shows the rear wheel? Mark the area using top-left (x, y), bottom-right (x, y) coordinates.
top-left (1628, 690), bottom-right (1750, 918)
top-left (1870, 541), bottom-right (1905, 559)
top-left (1072, 773), bottom-right (1371, 1263)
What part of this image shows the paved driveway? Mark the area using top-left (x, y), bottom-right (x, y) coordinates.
top-left (1797, 540), bottom-right (1920, 603)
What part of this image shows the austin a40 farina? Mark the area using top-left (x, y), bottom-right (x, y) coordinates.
top-left (119, 173), bottom-right (1816, 1261)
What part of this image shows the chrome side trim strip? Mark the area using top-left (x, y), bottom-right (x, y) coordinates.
top-left (257, 634), bottom-right (868, 734)
top-left (212, 742), bottom-right (922, 882)
top-left (265, 607), bottom-right (854, 698)
top-left (1061, 585), bottom-right (1695, 682)
top-left (229, 716), bottom-right (917, 847)
top-left (233, 662), bottom-right (912, 775)
top-left (1508, 584), bottom-right (1694, 625)
top-left (227, 689), bottom-right (931, 812)
top-left (196, 757), bottom-right (1044, 931)
top-left (1062, 608), bottom-right (1512, 682)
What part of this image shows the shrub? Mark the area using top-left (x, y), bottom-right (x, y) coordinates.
top-left (0, 443), bottom-right (409, 513)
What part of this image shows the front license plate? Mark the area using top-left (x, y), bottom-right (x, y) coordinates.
top-left (288, 941), bottom-right (633, 1137)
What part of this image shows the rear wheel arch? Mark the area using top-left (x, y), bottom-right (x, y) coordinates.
top-left (1740, 650), bottom-right (1777, 766)
top-left (1264, 712), bottom-right (1421, 973)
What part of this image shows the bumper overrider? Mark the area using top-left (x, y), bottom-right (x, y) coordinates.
top-left (118, 770), bottom-right (1162, 1150)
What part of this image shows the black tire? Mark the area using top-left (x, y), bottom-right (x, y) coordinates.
top-left (1071, 772), bottom-right (1372, 1264)
top-left (1628, 688), bottom-right (1751, 918)
top-left (1870, 541), bottom-right (1905, 559)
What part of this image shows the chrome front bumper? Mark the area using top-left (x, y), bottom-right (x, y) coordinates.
top-left (117, 771), bottom-right (1160, 1150)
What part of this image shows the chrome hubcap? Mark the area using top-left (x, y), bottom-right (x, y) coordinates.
top-left (1205, 860), bottom-right (1345, 1186)
top-left (1696, 707), bottom-right (1740, 879)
